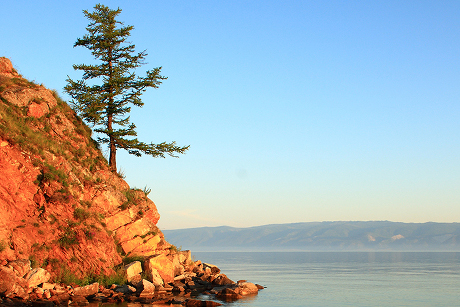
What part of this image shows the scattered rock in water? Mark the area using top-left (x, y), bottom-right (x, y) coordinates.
top-left (184, 298), bottom-right (223, 306)
top-left (69, 295), bottom-right (89, 306)
top-left (215, 287), bottom-right (242, 301)
top-left (73, 282), bottom-right (99, 296)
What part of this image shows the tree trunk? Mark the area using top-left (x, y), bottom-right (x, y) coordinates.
top-left (109, 143), bottom-right (117, 172)
top-left (107, 57), bottom-right (117, 172)
top-left (108, 113), bottom-right (117, 172)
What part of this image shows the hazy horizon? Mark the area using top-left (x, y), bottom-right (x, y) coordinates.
top-left (160, 220), bottom-right (460, 231)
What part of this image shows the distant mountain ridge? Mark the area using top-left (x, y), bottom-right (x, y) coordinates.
top-left (163, 221), bottom-right (460, 251)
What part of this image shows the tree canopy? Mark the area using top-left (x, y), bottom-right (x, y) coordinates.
top-left (65, 4), bottom-right (189, 172)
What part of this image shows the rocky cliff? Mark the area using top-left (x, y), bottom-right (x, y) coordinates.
top-left (0, 57), bottom-right (171, 280)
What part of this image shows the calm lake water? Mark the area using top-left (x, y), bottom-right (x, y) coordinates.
top-left (193, 251), bottom-right (460, 307)
top-left (92, 251), bottom-right (460, 307)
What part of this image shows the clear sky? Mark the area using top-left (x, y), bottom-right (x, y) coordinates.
top-left (2, 1), bottom-right (459, 229)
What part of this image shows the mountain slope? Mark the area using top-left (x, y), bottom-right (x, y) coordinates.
top-left (163, 221), bottom-right (460, 251)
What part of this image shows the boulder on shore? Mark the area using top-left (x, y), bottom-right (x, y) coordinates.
top-left (73, 282), bottom-right (99, 296)
top-left (124, 261), bottom-right (143, 283)
top-left (25, 268), bottom-right (51, 288)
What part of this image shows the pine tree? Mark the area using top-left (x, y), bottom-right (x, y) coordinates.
top-left (65, 4), bottom-right (189, 172)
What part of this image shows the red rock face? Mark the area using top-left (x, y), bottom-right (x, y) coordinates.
top-left (0, 57), bottom-right (170, 280)
top-left (0, 57), bottom-right (17, 76)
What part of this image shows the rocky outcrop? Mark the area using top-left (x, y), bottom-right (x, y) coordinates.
top-left (0, 57), bottom-right (173, 280)
top-left (0, 57), bottom-right (262, 305)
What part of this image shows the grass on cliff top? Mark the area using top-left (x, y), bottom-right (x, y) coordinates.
top-left (0, 87), bottom-right (95, 155)
top-left (0, 74), bottom-right (39, 93)
top-left (0, 76), bottom-right (109, 191)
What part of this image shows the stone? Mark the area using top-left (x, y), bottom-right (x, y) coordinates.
top-left (120, 236), bottom-right (144, 254)
top-left (146, 254), bottom-right (174, 284)
top-left (113, 284), bottom-right (136, 294)
top-left (184, 298), bottom-right (222, 306)
top-left (0, 266), bottom-right (27, 298)
top-left (174, 274), bottom-right (187, 281)
top-left (92, 293), bottom-right (108, 301)
top-left (32, 300), bottom-right (54, 307)
top-left (179, 250), bottom-right (192, 265)
top-left (216, 288), bottom-right (242, 300)
top-left (25, 268), bottom-right (51, 288)
top-left (124, 261), bottom-right (142, 283)
top-left (236, 282), bottom-right (259, 295)
top-left (91, 189), bottom-right (124, 213)
top-left (27, 101), bottom-right (48, 118)
top-left (166, 298), bottom-right (185, 305)
top-left (73, 282), bottom-right (99, 296)
top-left (2, 86), bottom-right (57, 110)
top-left (100, 287), bottom-right (113, 296)
top-left (115, 218), bottom-right (151, 243)
top-left (138, 279), bottom-right (156, 297)
top-left (70, 295), bottom-right (89, 305)
top-left (33, 191), bottom-right (46, 206)
top-left (200, 273), bottom-right (212, 282)
top-left (49, 293), bottom-right (70, 305)
top-left (34, 287), bottom-right (44, 295)
top-left (43, 289), bottom-right (51, 299)
top-left (7, 259), bottom-right (31, 278)
top-left (41, 282), bottom-right (55, 290)
top-left (129, 274), bottom-right (143, 285)
top-left (130, 234), bottom-right (161, 256)
top-left (105, 211), bottom-right (133, 232)
top-left (172, 280), bottom-right (186, 293)
top-left (213, 274), bottom-right (234, 286)
top-left (0, 57), bottom-right (14, 75)
top-left (203, 263), bottom-right (220, 275)
top-left (146, 267), bottom-right (164, 286)
top-left (173, 285), bottom-right (185, 293)
top-left (51, 285), bottom-right (67, 295)
top-left (193, 265), bottom-right (203, 274)
top-left (143, 201), bottom-right (160, 225)
top-left (170, 253), bottom-right (185, 276)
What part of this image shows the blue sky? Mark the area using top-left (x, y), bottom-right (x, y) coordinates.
top-left (2, 1), bottom-right (459, 229)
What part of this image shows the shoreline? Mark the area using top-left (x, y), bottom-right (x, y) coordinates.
top-left (0, 254), bottom-right (263, 306)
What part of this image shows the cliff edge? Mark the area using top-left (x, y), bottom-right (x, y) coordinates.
top-left (0, 56), bottom-right (171, 279)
